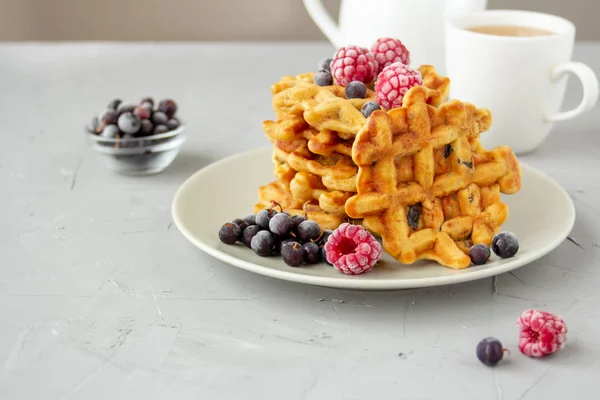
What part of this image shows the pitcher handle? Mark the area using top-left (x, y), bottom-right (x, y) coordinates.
top-left (303, 0), bottom-right (342, 47)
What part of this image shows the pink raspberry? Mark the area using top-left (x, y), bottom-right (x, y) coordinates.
top-left (371, 37), bottom-right (411, 73)
top-left (330, 45), bottom-right (378, 86)
top-left (375, 62), bottom-right (423, 110)
top-left (324, 223), bottom-right (382, 275)
top-left (517, 309), bottom-right (567, 358)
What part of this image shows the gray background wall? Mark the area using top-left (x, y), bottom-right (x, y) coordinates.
top-left (0, 0), bottom-right (598, 41)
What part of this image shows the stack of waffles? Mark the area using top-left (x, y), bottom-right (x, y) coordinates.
top-left (255, 65), bottom-right (521, 269)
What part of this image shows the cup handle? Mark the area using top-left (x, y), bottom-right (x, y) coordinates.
top-left (302, 0), bottom-right (342, 47)
top-left (545, 62), bottom-right (599, 122)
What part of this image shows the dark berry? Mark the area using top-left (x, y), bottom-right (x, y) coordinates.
top-left (345, 81), bottom-right (367, 99)
top-left (107, 98), bottom-right (122, 110)
top-left (277, 237), bottom-right (295, 254)
top-left (167, 118), bottom-right (180, 130)
top-left (314, 69), bottom-right (333, 86)
top-left (444, 144), bottom-right (453, 158)
top-left (269, 213), bottom-right (293, 237)
top-left (153, 124), bottom-right (169, 134)
top-left (101, 109), bottom-right (119, 125)
top-left (303, 242), bottom-right (320, 264)
top-left (318, 57), bottom-right (333, 72)
top-left (140, 97), bottom-right (154, 107)
top-left (476, 337), bottom-right (506, 366)
top-left (361, 101), bottom-right (381, 118)
top-left (243, 214), bottom-right (257, 226)
top-left (469, 244), bottom-right (491, 265)
top-left (152, 111), bottom-right (169, 126)
top-left (139, 120), bottom-right (154, 135)
top-left (219, 222), bottom-right (241, 245)
top-left (281, 241), bottom-right (307, 267)
top-left (251, 230), bottom-right (275, 256)
top-left (298, 220), bottom-right (321, 242)
top-left (158, 99), bottom-right (178, 118)
top-left (117, 112), bottom-right (142, 134)
top-left (491, 232), bottom-right (519, 259)
top-left (320, 229), bottom-right (333, 246)
top-left (321, 246), bottom-right (332, 265)
top-left (232, 218), bottom-right (249, 232)
top-left (256, 209), bottom-right (277, 230)
top-left (117, 103), bottom-right (136, 115)
top-left (242, 225), bottom-right (262, 248)
top-left (291, 215), bottom-right (305, 230)
top-left (100, 124), bottom-right (120, 139)
top-left (134, 105), bottom-right (152, 120)
top-left (407, 204), bottom-right (421, 230)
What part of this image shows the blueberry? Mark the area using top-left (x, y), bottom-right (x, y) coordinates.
top-left (152, 111), bottom-right (169, 126)
top-left (134, 105), bottom-right (152, 120)
top-left (269, 213), bottom-right (293, 237)
top-left (107, 98), bottom-right (122, 110)
top-left (241, 225), bottom-right (262, 248)
top-left (476, 337), bottom-right (506, 366)
top-left (139, 120), bottom-right (154, 136)
top-left (345, 81), bottom-right (367, 99)
top-left (117, 102), bottom-right (136, 115)
top-left (297, 220), bottom-right (321, 243)
top-left (318, 57), bottom-right (333, 72)
top-left (232, 218), bottom-right (249, 232)
top-left (158, 99), bottom-right (178, 118)
top-left (153, 124), bottom-right (169, 134)
top-left (251, 230), bottom-right (275, 256)
top-left (256, 209), bottom-right (277, 230)
top-left (492, 232), bottom-right (519, 259)
top-left (303, 242), bottom-right (320, 264)
top-left (243, 214), bottom-right (257, 226)
top-left (407, 204), bottom-right (421, 230)
top-left (101, 109), bottom-right (119, 125)
top-left (361, 101), bottom-right (381, 118)
top-left (281, 241), bottom-right (307, 267)
top-left (219, 222), bottom-right (241, 245)
top-left (167, 118), bottom-right (180, 130)
top-left (469, 244), bottom-right (491, 265)
top-left (314, 69), bottom-right (333, 86)
top-left (100, 124), bottom-right (120, 139)
top-left (117, 112), bottom-right (142, 134)
top-left (140, 97), bottom-right (154, 107)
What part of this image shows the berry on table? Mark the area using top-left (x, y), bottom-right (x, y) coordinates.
top-left (167, 118), bottom-right (180, 130)
top-left (469, 244), bottom-right (491, 265)
top-left (303, 242), bottom-right (320, 264)
top-left (297, 220), bottom-right (321, 243)
top-left (314, 69), bottom-right (333, 86)
top-left (269, 213), bottom-right (293, 237)
top-left (107, 98), bottom-right (122, 110)
top-left (324, 223), bottom-right (382, 275)
top-left (492, 232), bottom-right (519, 258)
top-left (134, 105), bottom-right (152, 120)
top-left (243, 214), bottom-right (257, 226)
top-left (139, 120), bottom-right (154, 135)
top-left (318, 57), bottom-right (333, 72)
top-left (476, 337), bottom-right (508, 366)
top-left (281, 241), bottom-right (307, 267)
top-left (153, 124), bottom-right (169, 134)
top-left (345, 81), bottom-right (367, 99)
top-left (219, 222), bottom-right (241, 244)
top-left (256, 209), bottom-right (277, 230)
top-left (100, 124), bottom-right (120, 139)
top-left (117, 112), bottom-right (142, 134)
top-left (517, 309), bottom-right (567, 357)
top-left (331, 45), bottom-right (378, 86)
top-left (375, 62), bottom-right (423, 110)
top-left (371, 37), bottom-right (411, 73)
top-left (251, 230), bottom-right (275, 256)
top-left (361, 101), bottom-right (380, 118)
top-left (152, 111), bottom-right (169, 126)
top-left (158, 99), bottom-right (178, 118)
top-left (242, 225), bottom-right (262, 248)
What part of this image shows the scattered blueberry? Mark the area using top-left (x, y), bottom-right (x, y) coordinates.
top-left (243, 214), bottom-right (257, 226)
top-left (469, 244), bottom-right (491, 265)
top-left (303, 242), bottom-right (321, 264)
top-left (117, 112), bottom-right (142, 134)
top-left (167, 118), bottom-right (180, 130)
top-left (361, 101), bottom-right (381, 118)
top-left (232, 218), bottom-right (249, 232)
top-left (100, 124), bottom-right (120, 139)
top-left (281, 241), bottom-right (307, 267)
top-left (269, 213), bottom-right (293, 237)
top-left (219, 222), bottom-right (241, 245)
top-left (241, 225), bottom-right (262, 248)
top-left (492, 232), bottom-right (519, 258)
top-left (153, 124), bottom-right (169, 134)
top-left (251, 230), bottom-right (275, 256)
top-left (345, 81), bottom-right (367, 99)
top-left (152, 111), bottom-right (169, 126)
top-left (134, 105), bottom-right (152, 120)
top-left (476, 337), bottom-right (506, 366)
top-left (158, 99), bottom-right (178, 118)
top-left (107, 99), bottom-right (122, 110)
top-left (318, 57), bottom-right (333, 72)
top-left (298, 220), bottom-right (321, 242)
top-left (139, 120), bottom-right (154, 135)
top-left (314, 69), bottom-right (333, 86)
top-left (256, 209), bottom-right (277, 230)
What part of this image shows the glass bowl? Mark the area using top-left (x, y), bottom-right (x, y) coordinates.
top-left (86, 123), bottom-right (187, 176)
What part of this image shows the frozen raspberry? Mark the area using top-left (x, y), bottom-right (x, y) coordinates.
top-left (375, 62), bottom-right (423, 110)
top-left (324, 223), bottom-right (382, 275)
top-left (330, 45), bottom-right (378, 86)
top-left (517, 309), bottom-right (567, 358)
top-left (371, 37), bottom-right (410, 73)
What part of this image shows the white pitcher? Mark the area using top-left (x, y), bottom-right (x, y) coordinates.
top-left (303, 0), bottom-right (488, 72)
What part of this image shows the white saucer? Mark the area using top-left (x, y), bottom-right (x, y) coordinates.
top-left (172, 147), bottom-right (575, 290)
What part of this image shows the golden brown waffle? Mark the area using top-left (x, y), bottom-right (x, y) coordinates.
top-left (345, 85), bottom-right (521, 269)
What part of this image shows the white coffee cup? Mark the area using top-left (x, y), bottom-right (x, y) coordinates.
top-left (303, 0), bottom-right (488, 72)
top-left (445, 10), bottom-right (599, 154)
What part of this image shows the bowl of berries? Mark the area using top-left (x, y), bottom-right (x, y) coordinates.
top-left (86, 97), bottom-right (186, 175)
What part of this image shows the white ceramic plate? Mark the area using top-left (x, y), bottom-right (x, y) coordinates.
top-left (172, 147), bottom-right (575, 290)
